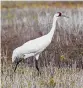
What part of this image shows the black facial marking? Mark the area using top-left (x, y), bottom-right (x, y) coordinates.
top-left (57, 12), bottom-right (62, 17)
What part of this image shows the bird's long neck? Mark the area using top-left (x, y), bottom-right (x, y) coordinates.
top-left (48, 17), bottom-right (58, 40)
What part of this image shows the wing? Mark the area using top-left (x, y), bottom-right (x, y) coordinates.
top-left (20, 34), bottom-right (51, 54)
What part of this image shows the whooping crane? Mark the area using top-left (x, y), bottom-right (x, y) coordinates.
top-left (12, 12), bottom-right (68, 72)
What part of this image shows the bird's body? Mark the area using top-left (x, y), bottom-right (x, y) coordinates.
top-left (12, 33), bottom-right (51, 62)
top-left (12, 12), bottom-right (68, 72)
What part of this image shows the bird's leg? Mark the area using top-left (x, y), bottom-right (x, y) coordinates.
top-left (14, 59), bottom-right (22, 72)
top-left (35, 54), bottom-right (41, 75)
top-left (14, 62), bottom-right (19, 72)
top-left (35, 59), bottom-right (39, 72)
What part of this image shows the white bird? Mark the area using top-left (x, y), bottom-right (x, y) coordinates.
top-left (12, 12), bottom-right (68, 72)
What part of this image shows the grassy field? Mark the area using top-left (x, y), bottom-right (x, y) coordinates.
top-left (1, 62), bottom-right (83, 88)
top-left (1, 1), bottom-right (83, 88)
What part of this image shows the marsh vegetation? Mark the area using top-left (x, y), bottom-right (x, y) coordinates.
top-left (1, 1), bottom-right (83, 88)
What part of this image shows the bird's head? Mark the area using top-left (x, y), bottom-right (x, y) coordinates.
top-left (54, 12), bottom-right (69, 19)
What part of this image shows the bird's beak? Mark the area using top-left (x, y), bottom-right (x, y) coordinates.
top-left (61, 15), bottom-right (69, 18)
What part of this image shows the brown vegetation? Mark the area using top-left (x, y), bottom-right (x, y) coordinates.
top-left (1, 1), bottom-right (83, 9)
top-left (1, 2), bottom-right (83, 88)
top-left (1, 7), bottom-right (83, 68)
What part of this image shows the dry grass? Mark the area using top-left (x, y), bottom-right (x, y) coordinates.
top-left (1, 62), bottom-right (83, 88)
top-left (1, 7), bottom-right (83, 67)
top-left (1, 2), bottom-right (83, 88)
top-left (1, 1), bottom-right (83, 9)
